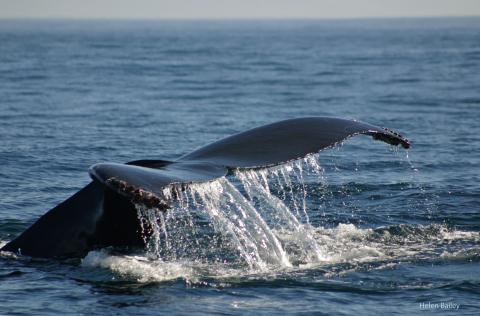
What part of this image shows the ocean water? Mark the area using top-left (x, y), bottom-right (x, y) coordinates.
top-left (0, 18), bottom-right (479, 315)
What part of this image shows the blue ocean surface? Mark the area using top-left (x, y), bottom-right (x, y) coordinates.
top-left (0, 18), bottom-right (479, 315)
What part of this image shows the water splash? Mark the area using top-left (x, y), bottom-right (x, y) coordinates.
top-left (80, 153), bottom-right (479, 283)
top-left (401, 148), bottom-right (438, 219)
top-left (189, 179), bottom-right (292, 269)
top-left (131, 153), bottom-right (433, 269)
top-left (136, 204), bottom-right (169, 257)
top-left (235, 168), bottom-right (326, 264)
top-left (131, 155), bottom-right (334, 270)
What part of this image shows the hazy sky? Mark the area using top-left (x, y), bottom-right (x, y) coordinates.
top-left (1, 0), bottom-right (479, 19)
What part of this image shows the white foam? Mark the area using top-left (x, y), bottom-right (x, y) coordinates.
top-left (437, 227), bottom-right (480, 241)
top-left (80, 249), bottom-right (263, 284)
top-left (81, 250), bottom-right (195, 283)
top-left (0, 240), bottom-right (19, 259)
top-left (79, 221), bottom-right (480, 283)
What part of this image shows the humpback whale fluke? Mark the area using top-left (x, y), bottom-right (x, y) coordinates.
top-left (1, 117), bottom-right (410, 258)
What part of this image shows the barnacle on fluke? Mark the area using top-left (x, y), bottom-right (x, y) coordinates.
top-left (105, 178), bottom-right (170, 210)
top-left (1, 117), bottom-right (409, 258)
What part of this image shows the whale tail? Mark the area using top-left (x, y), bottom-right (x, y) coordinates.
top-left (2, 117), bottom-right (409, 258)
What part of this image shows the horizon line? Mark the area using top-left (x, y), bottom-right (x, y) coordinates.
top-left (1, 14), bottom-right (480, 22)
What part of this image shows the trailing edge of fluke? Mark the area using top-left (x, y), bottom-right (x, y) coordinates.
top-left (2, 117), bottom-right (410, 258)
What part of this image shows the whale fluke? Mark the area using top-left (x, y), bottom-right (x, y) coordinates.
top-left (1, 117), bottom-right (410, 258)
top-left (180, 117), bottom-right (409, 168)
top-left (89, 161), bottom-right (228, 206)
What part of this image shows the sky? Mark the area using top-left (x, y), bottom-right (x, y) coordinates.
top-left (0, 0), bottom-right (479, 19)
